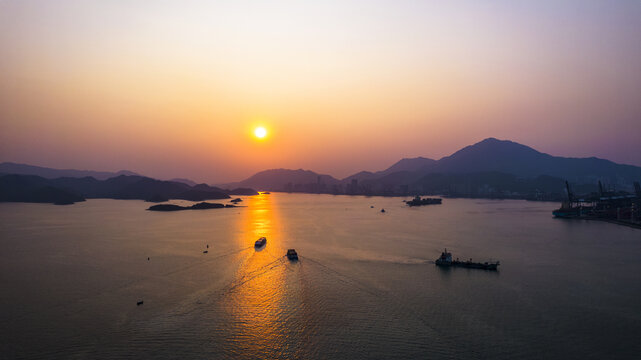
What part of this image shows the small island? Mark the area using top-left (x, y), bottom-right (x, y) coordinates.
top-left (147, 202), bottom-right (237, 212)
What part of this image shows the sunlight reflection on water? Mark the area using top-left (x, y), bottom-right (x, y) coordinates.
top-left (2, 195), bottom-right (641, 359)
top-left (225, 193), bottom-right (291, 356)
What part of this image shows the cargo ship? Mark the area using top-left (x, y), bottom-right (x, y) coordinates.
top-left (406, 196), bottom-right (442, 207)
top-left (435, 249), bottom-right (499, 270)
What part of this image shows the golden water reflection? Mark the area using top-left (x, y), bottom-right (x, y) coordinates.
top-left (225, 193), bottom-right (295, 356)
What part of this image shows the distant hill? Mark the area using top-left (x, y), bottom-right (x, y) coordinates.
top-left (227, 188), bottom-right (260, 195)
top-left (0, 174), bottom-right (86, 205)
top-left (343, 157), bottom-right (436, 183)
top-left (342, 171), bottom-right (377, 183)
top-left (342, 138), bottom-right (641, 190)
top-left (0, 174), bottom-right (250, 205)
top-left (428, 138), bottom-right (641, 185)
top-left (379, 157), bottom-right (437, 176)
top-left (53, 175), bottom-right (230, 201)
top-left (222, 169), bottom-right (341, 191)
top-left (0, 162), bottom-right (138, 180)
top-left (169, 178), bottom-right (198, 187)
top-left (233, 138), bottom-right (640, 197)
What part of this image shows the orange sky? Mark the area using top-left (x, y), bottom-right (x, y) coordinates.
top-left (1, 1), bottom-right (640, 183)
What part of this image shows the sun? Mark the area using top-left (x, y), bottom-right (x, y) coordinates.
top-left (254, 126), bottom-right (267, 139)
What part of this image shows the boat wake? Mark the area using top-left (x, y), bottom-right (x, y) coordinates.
top-left (224, 257), bottom-right (286, 293)
top-left (325, 247), bottom-right (431, 265)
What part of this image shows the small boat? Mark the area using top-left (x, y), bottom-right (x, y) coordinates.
top-left (255, 237), bottom-right (267, 247)
top-left (230, 198), bottom-right (243, 203)
top-left (286, 249), bottom-right (298, 261)
top-left (203, 250), bottom-right (208, 254)
top-left (435, 249), bottom-right (499, 270)
top-left (137, 300), bottom-right (144, 306)
top-left (381, 208), bottom-right (386, 213)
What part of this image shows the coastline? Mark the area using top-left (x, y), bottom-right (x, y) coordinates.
top-left (554, 216), bottom-right (641, 230)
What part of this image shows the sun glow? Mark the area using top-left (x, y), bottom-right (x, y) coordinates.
top-left (254, 126), bottom-right (267, 139)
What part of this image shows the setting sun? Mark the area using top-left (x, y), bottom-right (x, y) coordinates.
top-left (254, 127), bottom-right (267, 139)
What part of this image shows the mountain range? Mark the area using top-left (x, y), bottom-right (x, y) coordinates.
top-left (0, 162), bottom-right (139, 180)
top-left (223, 138), bottom-right (641, 197)
top-left (0, 174), bottom-right (258, 205)
top-left (2, 138), bottom-right (640, 203)
top-left (0, 162), bottom-right (201, 186)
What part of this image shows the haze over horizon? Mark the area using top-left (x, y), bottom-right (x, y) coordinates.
top-left (1, 1), bottom-right (640, 183)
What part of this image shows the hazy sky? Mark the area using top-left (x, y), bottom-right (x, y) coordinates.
top-left (1, 0), bottom-right (640, 183)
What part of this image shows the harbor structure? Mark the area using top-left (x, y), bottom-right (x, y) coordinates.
top-left (553, 181), bottom-right (641, 227)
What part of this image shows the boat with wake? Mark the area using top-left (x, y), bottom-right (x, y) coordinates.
top-left (255, 237), bottom-right (267, 247)
top-left (435, 249), bottom-right (499, 270)
top-left (286, 249), bottom-right (298, 261)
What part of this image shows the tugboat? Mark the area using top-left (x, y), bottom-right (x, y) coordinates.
top-left (435, 249), bottom-right (499, 270)
top-left (286, 249), bottom-right (298, 261)
top-left (255, 237), bottom-right (267, 247)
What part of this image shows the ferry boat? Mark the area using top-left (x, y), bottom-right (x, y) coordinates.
top-left (254, 237), bottom-right (267, 247)
top-left (286, 249), bottom-right (298, 261)
top-left (435, 249), bottom-right (499, 270)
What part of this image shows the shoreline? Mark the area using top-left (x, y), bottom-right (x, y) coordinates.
top-left (556, 216), bottom-right (641, 230)
top-left (590, 217), bottom-right (641, 230)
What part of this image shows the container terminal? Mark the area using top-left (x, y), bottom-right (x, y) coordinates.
top-left (553, 181), bottom-right (641, 228)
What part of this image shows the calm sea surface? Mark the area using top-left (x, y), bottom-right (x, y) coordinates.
top-left (1, 194), bottom-right (640, 359)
